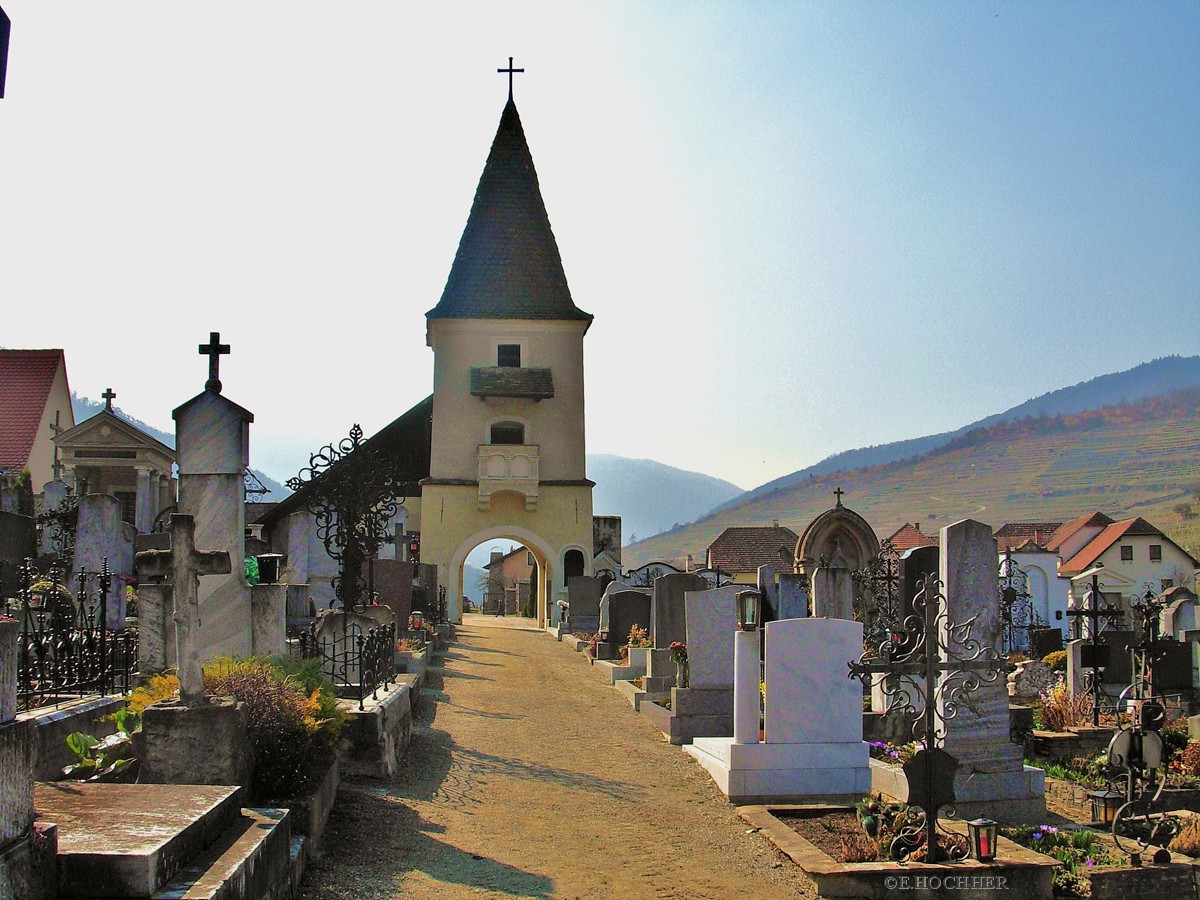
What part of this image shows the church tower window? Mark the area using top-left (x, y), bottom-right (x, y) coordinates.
top-left (490, 421), bottom-right (525, 445)
top-left (497, 344), bottom-right (521, 367)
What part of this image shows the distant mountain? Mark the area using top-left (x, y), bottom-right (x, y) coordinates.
top-left (627, 385), bottom-right (1200, 569)
top-left (728, 355), bottom-right (1200, 509)
top-left (588, 454), bottom-right (744, 546)
top-left (71, 393), bottom-right (291, 501)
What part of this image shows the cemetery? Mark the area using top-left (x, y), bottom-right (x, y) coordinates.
top-left (0, 39), bottom-right (1197, 900)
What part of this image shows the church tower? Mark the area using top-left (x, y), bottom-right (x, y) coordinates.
top-left (421, 89), bottom-right (595, 625)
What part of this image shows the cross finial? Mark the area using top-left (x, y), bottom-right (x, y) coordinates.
top-left (198, 332), bottom-right (231, 393)
top-left (497, 56), bottom-right (524, 103)
top-left (102, 387), bottom-right (116, 411)
top-left (834, 486), bottom-right (845, 507)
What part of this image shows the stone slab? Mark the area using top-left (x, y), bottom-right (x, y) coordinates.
top-left (685, 739), bottom-right (871, 803)
top-left (35, 782), bottom-right (244, 897)
top-left (0, 718), bottom-right (35, 846)
top-left (154, 806), bottom-right (291, 900)
top-left (137, 698), bottom-right (252, 788)
top-left (868, 758), bottom-right (1046, 822)
top-left (613, 679), bottom-right (646, 710)
top-left (672, 687), bottom-right (733, 717)
top-left (689, 736), bottom-right (867, 770)
top-left (19, 695), bottom-right (125, 781)
top-left (765, 618), bottom-right (863, 745)
top-left (651, 573), bottom-right (708, 649)
top-left (338, 680), bottom-right (413, 779)
top-left (0, 821), bottom-right (57, 900)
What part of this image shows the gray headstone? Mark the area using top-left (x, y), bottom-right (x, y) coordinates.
top-left (777, 573), bottom-right (809, 619)
top-left (684, 586), bottom-right (739, 689)
top-left (75, 493), bottom-right (134, 628)
top-left (812, 566), bottom-right (854, 620)
top-left (607, 591), bottom-right (651, 653)
top-left (940, 519), bottom-right (1022, 773)
top-left (757, 566), bottom-right (778, 618)
top-left (567, 575), bottom-right (604, 631)
top-left (599, 580), bottom-right (641, 632)
top-left (651, 573), bottom-right (708, 648)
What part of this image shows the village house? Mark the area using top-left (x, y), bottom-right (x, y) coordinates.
top-left (0, 349), bottom-right (74, 493)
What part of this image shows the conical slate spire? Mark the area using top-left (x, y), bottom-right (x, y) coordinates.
top-left (427, 100), bottom-right (592, 324)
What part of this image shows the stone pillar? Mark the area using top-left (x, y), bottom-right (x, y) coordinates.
top-left (174, 390), bottom-right (254, 661)
top-left (0, 616), bottom-right (39, 896)
top-left (134, 466), bottom-right (154, 534)
top-left (137, 583), bottom-right (175, 675)
top-left (812, 566), bottom-right (854, 620)
top-left (733, 629), bottom-right (760, 745)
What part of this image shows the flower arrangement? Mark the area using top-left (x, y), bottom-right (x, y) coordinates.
top-left (668, 642), bottom-right (688, 665)
top-left (627, 624), bottom-right (651, 649)
top-left (1001, 824), bottom-right (1124, 896)
top-left (867, 740), bottom-right (923, 765)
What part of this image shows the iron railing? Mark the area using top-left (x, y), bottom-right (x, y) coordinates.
top-left (7, 558), bottom-right (139, 712)
top-left (296, 619), bottom-right (395, 710)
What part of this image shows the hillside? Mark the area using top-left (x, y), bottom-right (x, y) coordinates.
top-left (626, 387), bottom-right (1200, 568)
top-left (730, 355), bottom-right (1200, 508)
top-left (588, 454), bottom-right (744, 545)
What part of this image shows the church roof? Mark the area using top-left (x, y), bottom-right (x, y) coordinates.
top-left (0, 349), bottom-right (67, 474)
top-left (427, 100), bottom-right (592, 326)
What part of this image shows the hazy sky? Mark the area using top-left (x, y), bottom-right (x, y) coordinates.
top-left (3, 3), bottom-right (1197, 492)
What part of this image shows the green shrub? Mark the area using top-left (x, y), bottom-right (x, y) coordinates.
top-left (1042, 650), bottom-right (1068, 672)
top-left (204, 657), bottom-right (342, 801)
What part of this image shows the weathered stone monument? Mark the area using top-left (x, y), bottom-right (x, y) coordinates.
top-left (777, 572), bottom-right (809, 620)
top-left (566, 575), bottom-right (604, 634)
top-left (136, 513), bottom-right (252, 786)
top-left (686, 616), bottom-right (870, 801)
top-left (74, 493), bottom-right (134, 627)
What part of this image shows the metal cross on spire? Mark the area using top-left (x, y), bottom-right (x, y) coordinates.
top-left (834, 486), bottom-right (845, 507)
top-left (102, 388), bottom-right (116, 411)
top-left (198, 332), bottom-right (231, 393)
top-left (497, 56), bottom-right (524, 102)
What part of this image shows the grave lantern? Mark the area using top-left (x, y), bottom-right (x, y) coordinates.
top-left (255, 553), bottom-right (284, 585)
top-left (1088, 789), bottom-right (1122, 825)
top-left (967, 818), bottom-right (998, 862)
top-left (735, 590), bottom-right (760, 632)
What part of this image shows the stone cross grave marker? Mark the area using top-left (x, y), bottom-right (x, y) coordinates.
top-left (136, 514), bottom-right (231, 705)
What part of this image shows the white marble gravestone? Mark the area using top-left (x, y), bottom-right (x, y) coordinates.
top-left (75, 493), bottom-right (134, 627)
top-left (684, 585), bottom-right (738, 689)
top-left (686, 617), bottom-right (870, 802)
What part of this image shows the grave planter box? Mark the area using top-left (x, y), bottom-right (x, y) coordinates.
top-left (738, 804), bottom-right (1056, 900)
top-left (268, 756), bottom-right (339, 866)
top-left (1031, 724), bottom-right (1113, 758)
top-left (1043, 775), bottom-right (1200, 822)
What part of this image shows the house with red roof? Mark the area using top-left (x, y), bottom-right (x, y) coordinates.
top-left (0, 349), bottom-right (75, 490)
top-left (1058, 515), bottom-right (1198, 606)
top-left (706, 522), bottom-right (799, 584)
top-left (885, 522), bottom-right (938, 552)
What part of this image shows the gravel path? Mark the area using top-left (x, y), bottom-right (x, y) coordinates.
top-left (298, 615), bottom-right (817, 899)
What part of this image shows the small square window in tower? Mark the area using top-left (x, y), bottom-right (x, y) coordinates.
top-left (490, 422), bottom-right (525, 445)
top-left (497, 344), bottom-right (521, 367)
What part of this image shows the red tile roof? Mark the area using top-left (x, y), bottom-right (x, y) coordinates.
top-left (0, 349), bottom-right (64, 473)
top-left (887, 523), bottom-right (938, 551)
top-left (1045, 512), bottom-right (1114, 553)
top-left (994, 522), bottom-right (1063, 552)
top-left (707, 525), bottom-right (799, 575)
top-left (1060, 517), bottom-right (1164, 575)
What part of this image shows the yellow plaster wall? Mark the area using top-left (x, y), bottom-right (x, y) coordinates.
top-left (30, 361), bottom-right (75, 489)
top-left (427, 319), bottom-right (587, 481)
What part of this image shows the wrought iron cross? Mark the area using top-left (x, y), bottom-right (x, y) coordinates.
top-left (1066, 566), bottom-right (1124, 726)
top-left (199, 332), bottom-right (231, 393)
top-left (849, 572), bottom-right (1007, 861)
top-left (102, 387), bottom-right (116, 411)
top-left (498, 56), bottom-right (524, 102)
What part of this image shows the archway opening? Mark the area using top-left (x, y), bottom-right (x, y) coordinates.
top-left (463, 539), bottom-right (543, 619)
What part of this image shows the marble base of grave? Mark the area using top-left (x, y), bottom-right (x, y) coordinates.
top-left (868, 758), bottom-right (1047, 822)
top-left (613, 679), bottom-right (648, 710)
top-left (641, 687), bottom-right (733, 745)
top-left (34, 782), bottom-right (292, 899)
top-left (136, 698), bottom-right (253, 788)
top-left (592, 646), bottom-right (650, 684)
top-left (686, 737), bottom-right (871, 803)
top-left (337, 680), bottom-right (414, 780)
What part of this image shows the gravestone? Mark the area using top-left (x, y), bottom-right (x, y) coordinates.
top-left (39, 479), bottom-right (70, 555)
top-left (607, 591), bottom-right (651, 655)
top-left (567, 575), bottom-right (604, 634)
top-left (75, 493), bottom-right (135, 628)
top-left (599, 581), bottom-right (643, 634)
top-left (686, 617), bottom-right (870, 801)
top-left (900, 545), bottom-right (939, 623)
top-left (370, 558), bottom-right (414, 627)
top-left (685, 585), bottom-right (739, 689)
top-left (173, 340), bottom-right (256, 661)
top-left (811, 563), bottom-right (854, 620)
top-left (936, 518), bottom-right (1043, 818)
top-left (777, 573), bottom-right (809, 620)
top-left (757, 566), bottom-right (779, 619)
top-left (651, 572), bottom-right (707, 648)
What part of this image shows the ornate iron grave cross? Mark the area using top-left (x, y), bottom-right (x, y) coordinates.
top-left (848, 572), bottom-right (1008, 861)
top-left (851, 539), bottom-right (903, 651)
top-left (1126, 582), bottom-right (1170, 703)
top-left (998, 547), bottom-right (1042, 655)
top-left (1066, 565), bottom-right (1124, 726)
top-left (49, 410), bottom-right (64, 480)
top-left (199, 332), bottom-right (231, 393)
top-left (287, 424), bottom-right (409, 615)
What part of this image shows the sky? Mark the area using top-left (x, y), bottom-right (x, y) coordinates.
top-left (2, 2), bottom-right (1198, 495)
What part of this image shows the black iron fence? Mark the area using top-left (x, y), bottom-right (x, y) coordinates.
top-left (5, 558), bottom-right (139, 712)
top-left (296, 619), bottom-right (395, 710)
